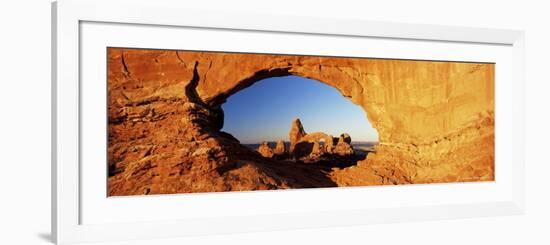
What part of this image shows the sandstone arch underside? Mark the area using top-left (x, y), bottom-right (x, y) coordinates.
top-left (107, 48), bottom-right (494, 196)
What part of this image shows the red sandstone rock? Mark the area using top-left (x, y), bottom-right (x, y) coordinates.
top-left (107, 48), bottom-right (495, 196)
top-left (334, 141), bottom-right (355, 157)
top-left (299, 132), bottom-right (335, 154)
top-left (340, 133), bottom-right (352, 144)
top-left (273, 140), bottom-right (287, 158)
top-left (257, 142), bottom-right (274, 158)
top-left (289, 118), bottom-right (307, 153)
top-left (289, 120), bottom-right (357, 163)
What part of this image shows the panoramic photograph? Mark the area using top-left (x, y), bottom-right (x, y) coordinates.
top-left (107, 47), bottom-right (495, 196)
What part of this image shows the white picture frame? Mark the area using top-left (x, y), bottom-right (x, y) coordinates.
top-left (52, 0), bottom-right (525, 244)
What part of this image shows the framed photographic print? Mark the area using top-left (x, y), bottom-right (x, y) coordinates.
top-left (52, 0), bottom-right (525, 244)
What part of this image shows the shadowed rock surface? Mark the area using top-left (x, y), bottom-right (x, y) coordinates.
top-left (273, 140), bottom-right (287, 159)
top-left (107, 48), bottom-right (495, 196)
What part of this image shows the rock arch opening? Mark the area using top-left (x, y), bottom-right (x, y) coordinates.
top-left (220, 75), bottom-right (379, 168)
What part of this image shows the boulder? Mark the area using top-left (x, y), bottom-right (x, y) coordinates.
top-left (257, 142), bottom-right (274, 158)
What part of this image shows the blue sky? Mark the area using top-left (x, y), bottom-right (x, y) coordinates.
top-left (221, 75), bottom-right (379, 144)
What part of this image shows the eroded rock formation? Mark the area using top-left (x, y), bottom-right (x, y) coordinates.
top-left (289, 118), bottom-right (307, 153)
top-left (299, 132), bottom-right (335, 154)
top-left (107, 48), bottom-right (495, 195)
top-left (273, 140), bottom-right (287, 159)
top-left (257, 142), bottom-right (274, 158)
top-left (340, 133), bottom-right (352, 144)
top-left (334, 134), bottom-right (354, 157)
top-left (256, 119), bottom-right (354, 164)
top-left (289, 121), bottom-right (356, 163)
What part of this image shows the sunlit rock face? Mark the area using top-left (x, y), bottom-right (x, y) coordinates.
top-left (297, 132), bottom-right (335, 155)
top-left (289, 118), bottom-right (307, 154)
top-left (257, 118), bottom-right (357, 164)
top-left (107, 48), bottom-right (494, 196)
top-left (290, 129), bottom-right (354, 162)
top-left (257, 142), bottom-right (274, 158)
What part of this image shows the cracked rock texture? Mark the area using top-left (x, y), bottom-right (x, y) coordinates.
top-left (107, 48), bottom-right (494, 196)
